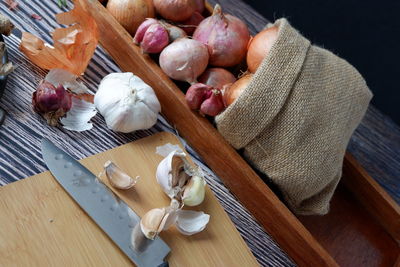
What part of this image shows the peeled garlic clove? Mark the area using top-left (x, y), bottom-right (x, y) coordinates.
top-left (182, 175), bottom-right (206, 206)
top-left (140, 208), bottom-right (166, 240)
top-left (175, 210), bottom-right (210, 236)
top-left (104, 161), bottom-right (139, 190)
top-left (156, 150), bottom-right (190, 198)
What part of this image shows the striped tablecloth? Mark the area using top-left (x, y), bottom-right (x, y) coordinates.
top-left (0, 1), bottom-right (294, 266)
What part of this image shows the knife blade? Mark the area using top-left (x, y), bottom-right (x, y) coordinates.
top-left (41, 138), bottom-right (170, 267)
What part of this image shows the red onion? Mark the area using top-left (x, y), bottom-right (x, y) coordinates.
top-left (153, 0), bottom-right (196, 22)
top-left (140, 23), bottom-right (169, 54)
top-left (159, 38), bottom-right (209, 84)
top-left (198, 68), bottom-right (236, 89)
top-left (181, 12), bottom-right (204, 35)
top-left (32, 80), bottom-right (72, 126)
top-left (193, 4), bottom-right (250, 67)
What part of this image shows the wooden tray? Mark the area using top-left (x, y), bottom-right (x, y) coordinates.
top-left (71, 1), bottom-right (400, 265)
top-left (0, 132), bottom-right (259, 266)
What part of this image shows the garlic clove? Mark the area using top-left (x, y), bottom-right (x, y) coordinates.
top-left (104, 161), bottom-right (139, 190)
top-left (182, 175), bottom-right (206, 206)
top-left (175, 210), bottom-right (210, 236)
top-left (140, 208), bottom-right (166, 240)
top-left (156, 150), bottom-right (190, 199)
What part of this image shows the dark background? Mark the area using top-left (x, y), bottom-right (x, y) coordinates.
top-left (244, 0), bottom-right (400, 125)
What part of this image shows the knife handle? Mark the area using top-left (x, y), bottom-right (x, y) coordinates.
top-left (157, 261), bottom-right (169, 267)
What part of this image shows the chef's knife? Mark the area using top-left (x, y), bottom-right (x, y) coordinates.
top-left (41, 138), bottom-right (170, 267)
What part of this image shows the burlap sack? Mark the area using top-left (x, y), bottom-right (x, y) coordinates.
top-left (216, 18), bottom-right (373, 215)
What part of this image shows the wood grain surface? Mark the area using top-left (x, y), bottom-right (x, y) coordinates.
top-left (299, 183), bottom-right (400, 267)
top-left (76, 0), bottom-right (338, 266)
top-left (0, 132), bottom-right (259, 267)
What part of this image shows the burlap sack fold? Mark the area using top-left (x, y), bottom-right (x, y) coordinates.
top-left (216, 18), bottom-right (373, 215)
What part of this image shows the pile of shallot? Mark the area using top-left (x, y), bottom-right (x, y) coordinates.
top-left (108, 0), bottom-right (279, 116)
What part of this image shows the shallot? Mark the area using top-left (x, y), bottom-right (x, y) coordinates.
top-left (193, 4), bottom-right (250, 67)
top-left (153, 0), bottom-right (196, 22)
top-left (133, 18), bottom-right (158, 44)
top-left (107, 0), bottom-right (155, 35)
top-left (223, 74), bottom-right (252, 107)
top-left (32, 81), bottom-right (72, 126)
top-left (247, 26), bottom-right (279, 73)
top-left (198, 68), bottom-right (236, 89)
top-left (194, 0), bottom-right (205, 13)
top-left (140, 23), bottom-right (169, 54)
top-left (159, 38), bottom-right (209, 84)
top-left (181, 12), bottom-right (204, 35)
top-left (185, 83), bottom-right (212, 110)
top-left (200, 89), bottom-right (225, 116)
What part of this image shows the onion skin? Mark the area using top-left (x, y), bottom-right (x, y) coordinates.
top-left (153, 0), bottom-right (196, 22)
top-left (159, 38), bottom-right (209, 84)
top-left (181, 12), bottom-right (204, 35)
top-left (140, 23), bottom-right (169, 54)
top-left (198, 68), bottom-right (236, 89)
top-left (223, 74), bottom-right (252, 107)
top-left (247, 26), bottom-right (278, 73)
top-left (106, 0), bottom-right (155, 36)
top-left (193, 4), bottom-right (250, 67)
top-left (185, 83), bottom-right (212, 110)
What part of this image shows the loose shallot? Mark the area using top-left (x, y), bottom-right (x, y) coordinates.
top-left (133, 18), bottom-right (159, 44)
top-left (198, 68), bottom-right (236, 89)
top-left (247, 26), bottom-right (279, 73)
top-left (193, 4), bottom-right (250, 67)
top-left (159, 38), bottom-right (209, 84)
top-left (223, 74), bottom-right (252, 107)
top-left (32, 81), bottom-right (72, 127)
top-left (153, 0), bottom-right (196, 22)
top-left (32, 69), bottom-right (97, 131)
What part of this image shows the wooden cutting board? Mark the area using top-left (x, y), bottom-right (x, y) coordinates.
top-left (0, 132), bottom-right (258, 267)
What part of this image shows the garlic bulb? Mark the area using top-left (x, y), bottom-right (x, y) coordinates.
top-left (94, 73), bottom-right (161, 133)
top-left (156, 150), bottom-right (191, 199)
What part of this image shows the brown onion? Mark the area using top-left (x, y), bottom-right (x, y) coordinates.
top-left (247, 26), bottom-right (278, 73)
top-left (107, 0), bottom-right (155, 35)
top-left (153, 0), bottom-right (196, 22)
top-left (193, 4), bottom-right (250, 67)
top-left (159, 38), bottom-right (209, 84)
top-left (223, 74), bottom-right (252, 107)
top-left (198, 68), bottom-right (236, 89)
